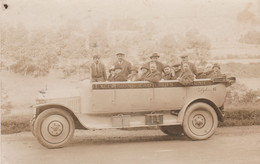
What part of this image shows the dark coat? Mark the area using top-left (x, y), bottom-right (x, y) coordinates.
top-left (113, 60), bottom-right (132, 77)
top-left (162, 73), bottom-right (173, 80)
top-left (178, 70), bottom-right (195, 86)
top-left (172, 70), bottom-right (182, 80)
top-left (145, 61), bottom-right (164, 74)
top-left (144, 70), bottom-right (162, 83)
top-left (128, 74), bottom-right (139, 81)
top-left (113, 72), bottom-right (127, 81)
top-left (197, 72), bottom-right (207, 79)
top-left (181, 62), bottom-right (197, 76)
top-left (91, 62), bottom-right (107, 82)
top-left (107, 74), bottom-right (115, 82)
top-left (137, 72), bottom-right (150, 81)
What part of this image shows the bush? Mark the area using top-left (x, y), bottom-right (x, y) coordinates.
top-left (1, 87), bottom-right (12, 115)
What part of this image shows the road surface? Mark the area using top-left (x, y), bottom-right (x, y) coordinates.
top-left (1, 126), bottom-right (260, 164)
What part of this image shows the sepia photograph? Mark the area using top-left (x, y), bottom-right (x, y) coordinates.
top-left (1, 0), bottom-right (260, 163)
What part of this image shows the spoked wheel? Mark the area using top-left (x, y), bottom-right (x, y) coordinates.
top-left (34, 108), bottom-right (75, 149)
top-left (160, 125), bottom-right (184, 136)
top-left (183, 103), bottom-right (218, 140)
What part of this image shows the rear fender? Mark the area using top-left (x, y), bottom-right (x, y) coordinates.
top-left (177, 98), bottom-right (224, 124)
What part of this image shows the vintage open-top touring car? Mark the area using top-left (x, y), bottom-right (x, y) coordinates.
top-left (30, 76), bottom-right (235, 148)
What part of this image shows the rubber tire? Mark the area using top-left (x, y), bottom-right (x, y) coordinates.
top-left (34, 108), bottom-right (75, 149)
top-left (183, 102), bottom-right (218, 140)
top-left (160, 125), bottom-right (184, 136)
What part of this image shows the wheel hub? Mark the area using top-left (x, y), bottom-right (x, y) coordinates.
top-left (48, 121), bottom-right (63, 136)
top-left (192, 114), bottom-right (206, 129)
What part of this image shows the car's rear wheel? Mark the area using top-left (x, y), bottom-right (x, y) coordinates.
top-left (34, 108), bottom-right (75, 149)
top-left (183, 102), bottom-right (218, 140)
top-left (160, 125), bottom-right (183, 136)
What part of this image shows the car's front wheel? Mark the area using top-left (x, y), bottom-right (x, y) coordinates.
top-left (34, 108), bottom-right (75, 149)
top-left (183, 102), bottom-right (218, 140)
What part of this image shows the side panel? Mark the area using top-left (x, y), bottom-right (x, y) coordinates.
top-left (153, 87), bottom-right (186, 110)
top-left (114, 89), bottom-right (153, 112)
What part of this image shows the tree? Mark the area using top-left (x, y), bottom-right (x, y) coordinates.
top-left (185, 29), bottom-right (211, 60)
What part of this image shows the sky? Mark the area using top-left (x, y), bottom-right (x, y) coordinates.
top-left (1, 0), bottom-right (260, 42)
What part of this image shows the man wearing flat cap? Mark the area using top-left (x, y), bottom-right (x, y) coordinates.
top-left (162, 65), bottom-right (173, 80)
top-left (172, 63), bottom-right (182, 80)
top-left (113, 53), bottom-right (132, 77)
top-left (91, 55), bottom-right (107, 82)
top-left (144, 53), bottom-right (164, 74)
top-left (180, 54), bottom-right (197, 77)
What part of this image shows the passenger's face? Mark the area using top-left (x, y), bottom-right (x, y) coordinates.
top-left (141, 68), bottom-right (148, 74)
top-left (164, 67), bottom-right (171, 74)
top-left (181, 57), bottom-right (188, 63)
top-left (173, 66), bottom-right (180, 72)
top-left (93, 58), bottom-right (99, 64)
top-left (117, 55), bottom-right (124, 62)
top-left (115, 69), bottom-right (121, 74)
top-left (213, 67), bottom-right (220, 73)
top-left (151, 57), bottom-right (158, 62)
top-left (197, 66), bottom-right (204, 73)
top-left (183, 63), bottom-right (189, 72)
top-left (206, 66), bottom-right (212, 72)
top-left (150, 64), bottom-right (157, 72)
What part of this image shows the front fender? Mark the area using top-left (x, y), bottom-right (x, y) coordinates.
top-left (34, 103), bottom-right (87, 130)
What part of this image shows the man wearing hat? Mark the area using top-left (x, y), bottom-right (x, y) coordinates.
top-left (128, 66), bottom-right (139, 81)
top-left (137, 65), bottom-right (150, 81)
top-left (113, 64), bottom-right (127, 81)
top-left (172, 63), bottom-right (182, 80)
top-left (145, 53), bottom-right (164, 74)
top-left (113, 53), bottom-right (132, 77)
top-left (162, 65), bottom-right (173, 80)
top-left (180, 54), bottom-right (197, 77)
top-left (91, 55), bottom-right (107, 82)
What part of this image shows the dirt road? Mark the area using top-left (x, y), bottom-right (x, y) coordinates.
top-left (1, 126), bottom-right (260, 164)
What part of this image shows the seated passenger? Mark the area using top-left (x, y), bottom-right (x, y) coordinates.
top-left (113, 64), bottom-right (127, 81)
top-left (197, 65), bottom-right (207, 79)
top-left (210, 63), bottom-right (222, 79)
top-left (128, 66), bottom-right (139, 81)
top-left (144, 53), bottom-right (164, 74)
top-left (137, 65), bottom-right (150, 81)
top-left (178, 63), bottom-right (195, 86)
top-left (144, 63), bottom-right (162, 83)
top-left (162, 65), bottom-right (173, 80)
top-left (107, 67), bottom-right (115, 82)
top-left (172, 63), bottom-right (182, 80)
top-left (180, 54), bottom-right (197, 77)
top-left (205, 63), bottom-right (213, 78)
